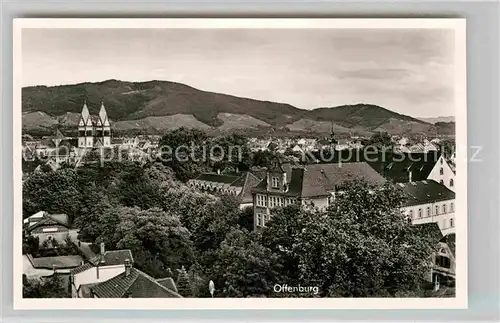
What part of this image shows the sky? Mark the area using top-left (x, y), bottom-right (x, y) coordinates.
top-left (22, 28), bottom-right (456, 117)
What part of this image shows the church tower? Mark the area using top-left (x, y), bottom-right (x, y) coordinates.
top-left (96, 101), bottom-right (111, 147)
top-left (78, 101), bottom-right (94, 148)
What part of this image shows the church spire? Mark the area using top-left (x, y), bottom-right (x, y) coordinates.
top-left (81, 101), bottom-right (91, 125)
top-left (99, 101), bottom-right (109, 126)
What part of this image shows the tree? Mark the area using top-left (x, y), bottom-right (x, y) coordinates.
top-left (22, 235), bottom-right (40, 256)
top-left (206, 229), bottom-right (280, 297)
top-left (176, 265), bottom-right (193, 297)
top-left (210, 133), bottom-right (252, 172)
top-left (158, 127), bottom-right (209, 181)
top-left (323, 181), bottom-right (435, 297)
top-left (368, 131), bottom-right (393, 150)
top-left (23, 274), bottom-right (69, 298)
top-left (261, 181), bottom-right (436, 297)
top-left (22, 168), bottom-right (82, 223)
top-left (96, 206), bottom-right (194, 278)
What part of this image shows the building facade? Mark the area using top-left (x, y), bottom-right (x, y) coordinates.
top-left (78, 101), bottom-right (111, 148)
top-left (251, 158), bottom-right (386, 230)
top-left (188, 171), bottom-right (263, 209)
top-left (427, 154), bottom-right (456, 192)
top-left (399, 180), bottom-right (456, 235)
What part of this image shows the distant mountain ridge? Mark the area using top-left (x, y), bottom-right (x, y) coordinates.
top-left (22, 79), bottom-right (449, 136)
top-left (418, 116), bottom-right (455, 124)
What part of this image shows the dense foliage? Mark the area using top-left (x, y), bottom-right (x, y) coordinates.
top-left (23, 274), bottom-right (69, 298)
top-left (22, 129), bottom-right (439, 298)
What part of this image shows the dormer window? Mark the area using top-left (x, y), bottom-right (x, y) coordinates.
top-left (271, 177), bottom-right (279, 188)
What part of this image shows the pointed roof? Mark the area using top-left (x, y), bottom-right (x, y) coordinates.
top-left (80, 101), bottom-right (94, 127)
top-left (55, 129), bottom-right (65, 139)
top-left (81, 101), bottom-right (90, 122)
top-left (99, 101), bottom-right (109, 126)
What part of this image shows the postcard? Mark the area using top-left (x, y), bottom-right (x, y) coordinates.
top-left (14, 18), bottom-right (467, 309)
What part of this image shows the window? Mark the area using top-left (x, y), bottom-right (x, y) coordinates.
top-left (256, 214), bottom-right (263, 227)
top-left (450, 178), bottom-right (454, 187)
top-left (435, 255), bottom-right (451, 269)
top-left (104, 130), bottom-right (110, 137)
top-left (435, 205), bottom-right (439, 215)
top-left (443, 204), bottom-right (447, 213)
top-left (279, 197), bottom-right (284, 207)
top-left (409, 210), bottom-right (413, 219)
top-left (426, 206), bottom-right (431, 217)
top-left (271, 177), bottom-right (279, 188)
top-left (86, 130), bottom-right (92, 136)
top-left (256, 194), bottom-right (267, 207)
top-left (440, 179), bottom-right (444, 185)
top-left (96, 130), bottom-right (103, 137)
top-left (418, 208), bottom-right (422, 218)
top-left (450, 202), bottom-right (454, 212)
top-left (450, 218), bottom-right (454, 227)
top-left (79, 130), bottom-right (85, 137)
top-left (440, 158), bottom-right (443, 165)
top-left (440, 167), bottom-right (444, 175)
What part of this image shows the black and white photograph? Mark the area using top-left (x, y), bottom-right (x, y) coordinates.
top-left (14, 18), bottom-right (467, 309)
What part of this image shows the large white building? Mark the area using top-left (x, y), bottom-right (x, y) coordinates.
top-left (399, 179), bottom-right (455, 235)
top-left (427, 154), bottom-right (456, 192)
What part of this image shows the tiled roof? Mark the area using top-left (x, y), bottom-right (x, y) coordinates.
top-left (237, 172), bottom-right (262, 204)
top-left (156, 277), bottom-right (178, 293)
top-left (367, 152), bottom-right (440, 183)
top-left (252, 162), bottom-right (386, 198)
top-left (398, 180), bottom-right (455, 207)
top-left (89, 250), bottom-right (134, 266)
top-left (299, 163), bottom-right (386, 197)
top-left (193, 173), bottom-right (240, 184)
top-left (440, 233), bottom-right (456, 258)
top-left (31, 255), bottom-right (84, 269)
top-left (69, 262), bottom-right (93, 275)
top-left (25, 213), bottom-right (69, 232)
top-left (90, 267), bottom-right (182, 298)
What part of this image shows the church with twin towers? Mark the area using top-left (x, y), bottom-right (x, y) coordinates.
top-left (78, 101), bottom-right (112, 148)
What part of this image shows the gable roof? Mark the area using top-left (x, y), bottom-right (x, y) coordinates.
top-left (89, 250), bottom-right (134, 266)
top-left (89, 267), bottom-right (182, 298)
top-left (31, 255), bottom-right (84, 269)
top-left (156, 277), bottom-right (178, 293)
top-left (70, 262), bottom-right (93, 275)
top-left (440, 233), bottom-right (456, 258)
top-left (24, 213), bottom-right (70, 231)
top-left (252, 162), bottom-right (386, 198)
top-left (299, 163), bottom-right (386, 197)
top-left (193, 173), bottom-right (240, 185)
top-left (397, 180), bottom-right (455, 207)
top-left (367, 152), bottom-right (441, 183)
top-left (237, 172), bottom-right (262, 203)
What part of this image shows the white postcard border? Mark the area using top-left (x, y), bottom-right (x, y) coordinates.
top-left (13, 18), bottom-right (467, 310)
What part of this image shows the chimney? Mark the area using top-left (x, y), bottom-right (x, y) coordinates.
top-left (124, 259), bottom-right (131, 276)
top-left (100, 242), bottom-right (105, 255)
top-left (408, 171), bottom-right (413, 183)
top-left (217, 169), bottom-right (221, 175)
